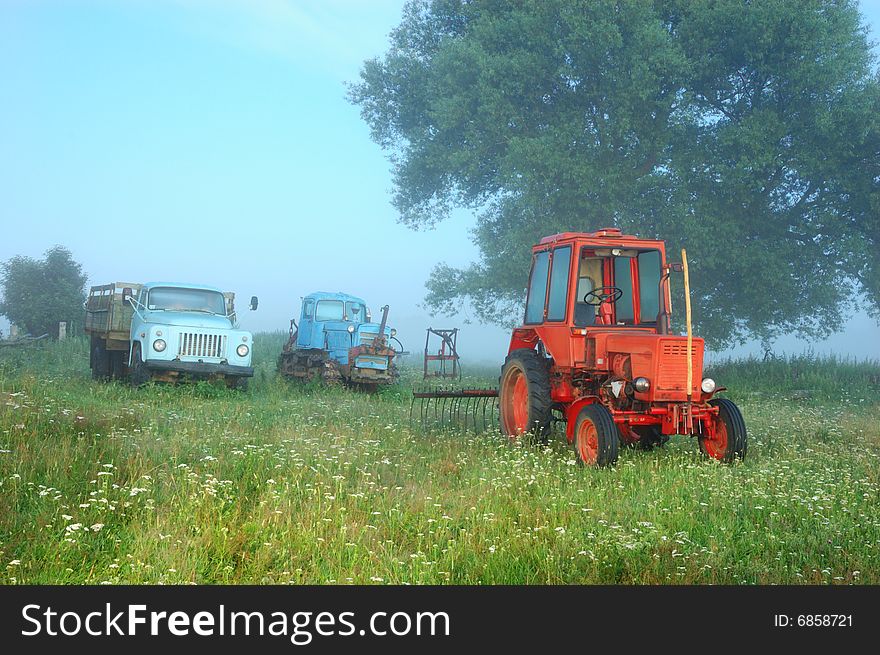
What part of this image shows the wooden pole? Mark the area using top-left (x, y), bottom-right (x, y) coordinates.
top-left (681, 248), bottom-right (692, 401)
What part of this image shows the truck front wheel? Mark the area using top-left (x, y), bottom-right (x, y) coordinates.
top-left (129, 344), bottom-right (151, 387)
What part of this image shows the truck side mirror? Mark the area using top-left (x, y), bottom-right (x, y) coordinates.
top-left (668, 263), bottom-right (684, 273)
top-left (122, 287), bottom-right (133, 302)
top-left (249, 296), bottom-right (259, 311)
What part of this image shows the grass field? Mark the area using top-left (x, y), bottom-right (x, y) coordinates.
top-left (1, 333), bottom-right (879, 584)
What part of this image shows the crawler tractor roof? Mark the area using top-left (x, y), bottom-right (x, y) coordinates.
top-left (303, 291), bottom-right (368, 306)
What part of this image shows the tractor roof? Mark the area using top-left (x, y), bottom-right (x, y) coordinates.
top-left (303, 291), bottom-right (368, 305)
top-left (537, 227), bottom-right (665, 249)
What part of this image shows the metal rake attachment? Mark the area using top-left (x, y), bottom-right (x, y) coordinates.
top-left (411, 386), bottom-right (499, 433)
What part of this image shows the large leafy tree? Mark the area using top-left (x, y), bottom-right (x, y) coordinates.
top-left (350, 0), bottom-right (880, 347)
top-left (0, 247), bottom-right (88, 338)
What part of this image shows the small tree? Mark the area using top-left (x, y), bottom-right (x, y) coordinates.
top-left (0, 246), bottom-right (88, 338)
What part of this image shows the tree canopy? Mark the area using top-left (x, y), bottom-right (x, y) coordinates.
top-left (0, 246), bottom-right (88, 338)
top-left (350, 0), bottom-right (880, 347)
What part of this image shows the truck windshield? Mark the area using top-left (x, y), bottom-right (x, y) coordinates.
top-left (147, 287), bottom-right (227, 314)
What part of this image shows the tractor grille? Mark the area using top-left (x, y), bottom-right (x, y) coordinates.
top-left (359, 331), bottom-right (380, 346)
top-left (177, 332), bottom-right (226, 359)
top-left (657, 340), bottom-right (701, 392)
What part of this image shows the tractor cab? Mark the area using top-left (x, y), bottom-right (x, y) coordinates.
top-left (296, 291), bottom-right (376, 358)
top-left (523, 228), bottom-right (667, 332)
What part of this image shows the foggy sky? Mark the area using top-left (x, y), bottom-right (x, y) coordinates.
top-left (1, 0), bottom-right (878, 363)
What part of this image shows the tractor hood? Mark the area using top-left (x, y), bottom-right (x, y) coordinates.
top-left (141, 310), bottom-right (233, 330)
top-left (603, 332), bottom-right (705, 401)
top-left (356, 323), bottom-right (393, 338)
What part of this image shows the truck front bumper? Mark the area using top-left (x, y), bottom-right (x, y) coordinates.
top-left (145, 359), bottom-right (254, 378)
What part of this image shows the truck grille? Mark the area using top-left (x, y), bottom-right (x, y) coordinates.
top-left (177, 333), bottom-right (226, 359)
top-left (657, 340), bottom-right (702, 392)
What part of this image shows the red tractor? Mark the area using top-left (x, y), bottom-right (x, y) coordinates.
top-left (492, 227), bottom-right (746, 467)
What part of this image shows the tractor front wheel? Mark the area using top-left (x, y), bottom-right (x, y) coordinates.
top-left (573, 404), bottom-right (619, 467)
top-left (499, 348), bottom-right (552, 442)
top-left (699, 398), bottom-right (747, 462)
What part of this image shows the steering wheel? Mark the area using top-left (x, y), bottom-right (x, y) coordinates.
top-left (583, 286), bottom-right (623, 306)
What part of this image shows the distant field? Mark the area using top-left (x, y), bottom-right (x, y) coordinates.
top-left (1, 334), bottom-right (879, 584)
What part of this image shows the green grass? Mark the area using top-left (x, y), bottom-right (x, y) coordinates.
top-left (1, 335), bottom-right (878, 584)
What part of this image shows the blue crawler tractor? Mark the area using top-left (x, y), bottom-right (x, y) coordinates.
top-left (277, 291), bottom-right (401, 389)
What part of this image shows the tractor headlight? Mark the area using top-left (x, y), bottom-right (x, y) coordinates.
top-left (390, 329), bottom-right (397, 337)
top-left (347, 325), bottom-right (355, 334)
top-left (701, 378), bottom-right (716, 394)
top-left (152, 338), bottom-right (166, 352)
top-left (236, 344), bottom-right (249, 357)
top-left (633, 377), bottom-right (650, 393)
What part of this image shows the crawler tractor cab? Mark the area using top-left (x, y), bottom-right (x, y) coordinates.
top-left (499, 228), bottom-right (747, 466)
top-left (278, 291), bottom-right (402, 389)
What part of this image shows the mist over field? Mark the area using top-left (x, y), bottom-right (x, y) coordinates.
top-left (1, 0), bottom-right (878, 363)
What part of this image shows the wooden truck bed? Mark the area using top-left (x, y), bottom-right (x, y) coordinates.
top-left (84, 283), bottom-right (142, 349)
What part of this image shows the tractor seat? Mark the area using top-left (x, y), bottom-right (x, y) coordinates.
top-left (574, 302), bottom-right (595, 327)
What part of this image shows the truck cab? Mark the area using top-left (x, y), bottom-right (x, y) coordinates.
top-left (279, 291), bottom-right (399, 388)
top-left (128, 282), bottom-right (254, 386)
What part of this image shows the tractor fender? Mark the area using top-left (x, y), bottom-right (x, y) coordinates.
top-left (507, 327), bottom-right (538, 355)
top-left (564, 396), bottom-right (603, 441)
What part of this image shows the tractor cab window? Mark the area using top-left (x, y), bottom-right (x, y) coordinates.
top-left (546, 246), bottom-right (572, 321)
top-left (638, 250), bottom-right (662, 324)
top-left (302, 299), bottom-right (314, 319)
top-left (346, 301), bottom-right (366, 322)
top-left (574, 253), bottom-right (604, 327)
top-left (612, 257), bottom-right (635, 324)
top-left (315, 300), bottom-right (344, 321)
top-left (524, 250), bottom-right (550, 324)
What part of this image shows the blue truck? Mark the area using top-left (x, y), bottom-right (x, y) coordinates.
top-left (277, 291), bottom-right (401, 389)
top-left (85, 281), bottom-right (257, 389)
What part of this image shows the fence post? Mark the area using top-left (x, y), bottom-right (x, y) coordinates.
top-left (58, 321), bottom-right (67, 340)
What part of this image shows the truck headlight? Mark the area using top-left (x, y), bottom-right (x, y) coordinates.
top-left (701, 378), bottom-right (716, 393)
top-left (347, 325), bottom-right (355, 334)
top-left (236, 344), bottom-right (249, 357)
top-left (152, 339), bottom-right (166, 352)
top-left (633, 377), bottom-right (650, 393)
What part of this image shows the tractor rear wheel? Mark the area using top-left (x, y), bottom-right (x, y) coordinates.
top-left (573, 404), bottom-right (619, 467)
top-left (699, 398), bottom-right (747, 462)
top-left (499, 348), bottom-right (552, 442)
